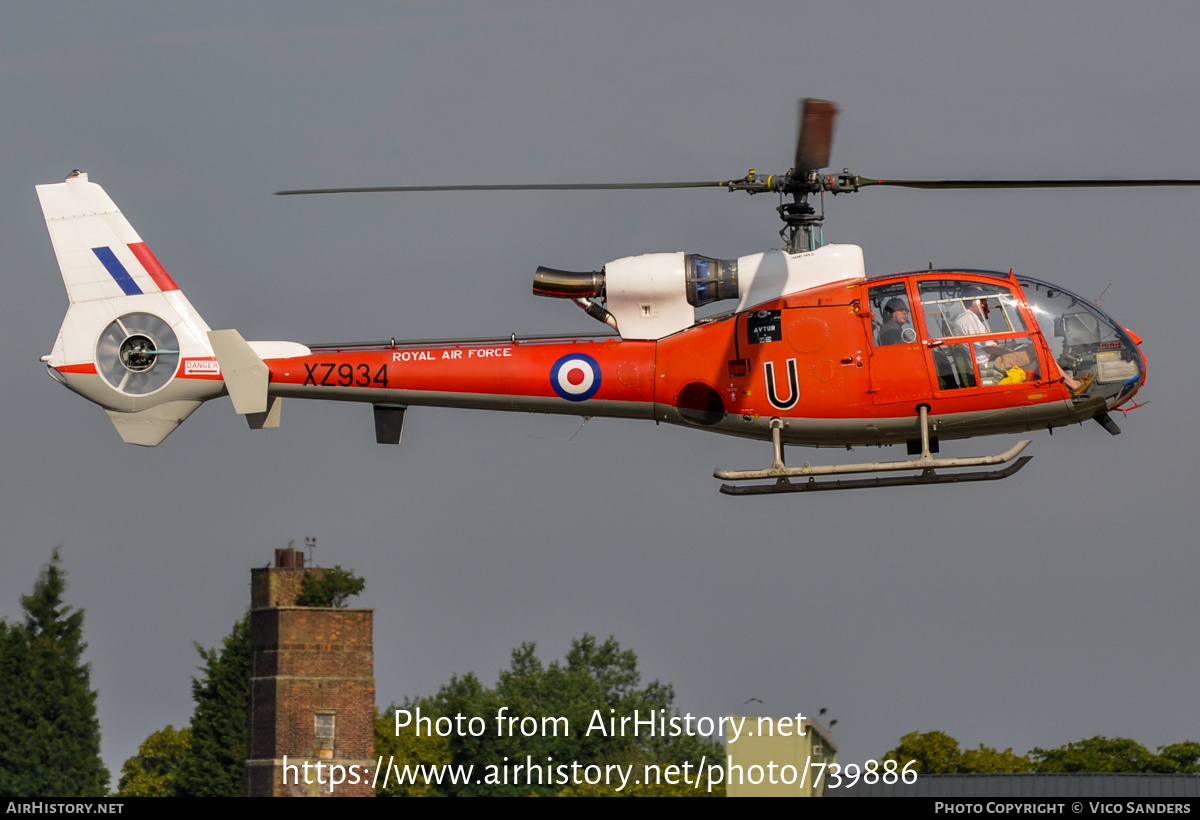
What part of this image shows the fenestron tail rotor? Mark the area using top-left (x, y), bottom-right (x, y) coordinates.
top-left (275, 98), bottom-right (1200, 253)
top-left (95, 313), bottom-right (179, 396)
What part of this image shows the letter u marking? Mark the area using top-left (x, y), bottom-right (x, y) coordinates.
top-left (764, 359), bottom-right (799, 410)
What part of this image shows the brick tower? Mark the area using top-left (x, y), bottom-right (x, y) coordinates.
top-left (245, 549), bottom-right (375, 796)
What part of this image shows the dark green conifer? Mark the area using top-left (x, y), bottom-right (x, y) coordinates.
top-left (0, 551), bottom-right (108, 797)
top-left (174, 614), bottom-right (251, 797)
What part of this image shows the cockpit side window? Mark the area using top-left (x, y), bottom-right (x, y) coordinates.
top-left (868, 282), bottom-right (916, 347)
top-left (918, 280), bottom-right (1027, 340)
top-left (917, 279), bottom-right (1041, 392)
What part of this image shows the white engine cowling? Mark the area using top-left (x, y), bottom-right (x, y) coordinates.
top-left (552, 244), bottom-right (866, 340)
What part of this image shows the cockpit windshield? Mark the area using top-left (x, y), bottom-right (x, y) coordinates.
top-left (1017, 276), bottom-right (1143, 405)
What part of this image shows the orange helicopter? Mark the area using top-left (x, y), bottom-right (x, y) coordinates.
top-left (40, 101), bottom-right (1186, 494)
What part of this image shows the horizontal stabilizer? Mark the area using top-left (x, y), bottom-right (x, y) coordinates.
top-left (208, 329), bottom-right (269, 415)
top-left (247, 396), bottom-right (282, 430)
top-left (106, 400), bottom-right (202, 447)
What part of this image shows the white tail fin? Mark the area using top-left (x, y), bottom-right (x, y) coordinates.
top-left (39, 172), bottom-right (224, 445)
top-left (38, 171), bottom-right (214, 362)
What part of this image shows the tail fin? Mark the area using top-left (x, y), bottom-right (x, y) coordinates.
top-left (38, 172), bottom-right (224, 445)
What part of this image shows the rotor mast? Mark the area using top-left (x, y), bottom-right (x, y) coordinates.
top-left (722, 99), bottom-right (841, 253)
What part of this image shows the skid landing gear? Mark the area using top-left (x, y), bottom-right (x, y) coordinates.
top-left (715, 408), bottom-right (1033, 495)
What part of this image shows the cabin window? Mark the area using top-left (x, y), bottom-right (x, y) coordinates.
top-left (913, 279), bottom-right (1046, 390)
top-left (868, 283), bottom-right (916, 346)
top-left (973, 338), bottom-right (1041, 386)
top-left (918, 281), bottom-right (1027, 340)
top-left (931, 343), bottom-right (976, 390)
top-left (930, 336), bottom-right (1042, 391)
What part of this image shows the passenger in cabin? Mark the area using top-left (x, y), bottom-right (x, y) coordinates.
top-left (877, 298), bottom-right (912, 345)
top-left (953, 284), bottom-right (1091, 395)
top-left (952, 285), bottom-right (991, 337)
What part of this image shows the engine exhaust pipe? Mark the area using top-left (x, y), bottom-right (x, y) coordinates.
top-left (533, 266), bottom-right (606, 298)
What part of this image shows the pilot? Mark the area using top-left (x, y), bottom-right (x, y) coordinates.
top-left (878, 298), bottom-right (911, 345)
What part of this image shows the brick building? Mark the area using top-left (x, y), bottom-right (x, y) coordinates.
top-left (245, 549), bottom-right (375, 796)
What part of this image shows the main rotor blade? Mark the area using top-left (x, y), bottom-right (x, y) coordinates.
top-left (794, 98), bottom-right (838, 175)
top-left (852, 177), bottom-right (1200, 190)
top-left (276, 181), bottom-right (726, 195)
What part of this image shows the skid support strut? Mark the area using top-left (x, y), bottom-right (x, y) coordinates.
top-left (715, 408), bottom-right (1033, 495)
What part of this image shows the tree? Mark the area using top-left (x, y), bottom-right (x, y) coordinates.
top-left (374, 708), bottom-right (451, 797)
top-left (885, 731), bottom-right (1199, 775)
top-left (174, 614), bottom-right (251, 797)
top-left (117, 725), bottom-right (191, 797)
top-left (1158, 742), bottom-right (1200, 773)
top-left (961, 744), bottom-right (1034, 774)
top-left (384, 634), bottom-right (724, 797)
top-left (295, 566), bottom-right (365, 608)
top-left (0, 551), bottom-right (109, 797)
top-left (884, 731), bottom-right (1033, 774)
top-left (1031, 737), bottom-right (1182, 774)
top-left (883, 730), bottom-right (965, 774)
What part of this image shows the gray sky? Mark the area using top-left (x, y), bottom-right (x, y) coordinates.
top-left (2, 2), bottom-right (1198, 779)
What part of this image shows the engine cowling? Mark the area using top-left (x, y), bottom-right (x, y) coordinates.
top-left (533, 244), bottom-right (866, 340)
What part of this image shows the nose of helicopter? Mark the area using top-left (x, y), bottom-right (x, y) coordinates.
top-left (1119, 325), bottom-right (1148, 400)
top-left (1077, 321), bottom-right (1146, 410)
top-left (1016, 275), bottom-right (1146, 410)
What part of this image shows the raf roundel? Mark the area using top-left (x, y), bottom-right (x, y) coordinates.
top-left (550, 354), bottom-right (602, 402)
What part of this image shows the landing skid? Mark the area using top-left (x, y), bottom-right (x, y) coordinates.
top-left (715, 409), bottom-right (1033, 496)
